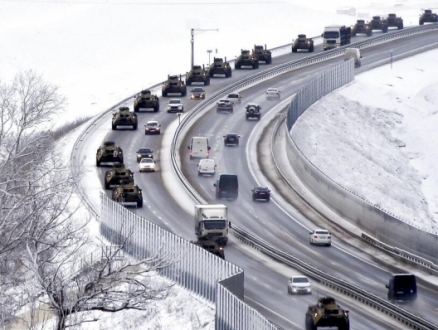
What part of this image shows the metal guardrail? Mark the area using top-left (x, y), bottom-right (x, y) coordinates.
top-left (231, 224), bottom-right (438, 330)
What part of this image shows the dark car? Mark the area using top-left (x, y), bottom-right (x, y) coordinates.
top-left (252, 186), bottom-right (270, 201)
top-left (190, 87), bottom-right (206, 100)
top-left (245, 103), bottom-right (262, 120)
top-left (214, 174), bottom-right (238, 200)
top-left (216, 99), bottom-right (234, 113)
top-left (223, 133), bottom-right (241, 146)
top-left (144, 120), bottom-right (161, 135)
top-left (136, 148), bottom-right (154, 162)
top-left (386, 274), bottom-right (417, 302)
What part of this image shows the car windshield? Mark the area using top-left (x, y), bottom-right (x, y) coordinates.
top-left (292, 277), bottom-right (309, 283)
top-left (324, 31), bottom-right (340, 38)
top-left (203, 220), bottom-right (227, 229)
top-left (138, 149), bottom-right (152, 153)
top-left (228, 94), bottom-right (238, 98)
top-left (169, 99), bottom-right (181, 104)
top-left (141, 158), bottom-right (153, 163)
top-left (267, 89), bottom-right (277, 92)
top-left (192, 88), bottom-right (203, 92)
top-left (315, 230), bottom-right (329, 235)
top-left (147, 122), bottom-right (158, 127)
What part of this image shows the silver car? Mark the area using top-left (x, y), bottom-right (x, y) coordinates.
top-left (287, 276), bottom-right (312, 295)
top-left (139, 158), bottom-right (156, 172)
top-left (309, 229), bottom-right (332, 246)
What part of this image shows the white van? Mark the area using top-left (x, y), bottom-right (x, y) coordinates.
top-left (188, 136), bottom-right (210, 159)
top-left (198, 159), bottom-right (216, 176)
top-left (344, 48), bottom-right (362, 68)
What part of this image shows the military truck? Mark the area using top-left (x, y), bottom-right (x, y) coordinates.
top-left (305, 297), bottom-right (350, 330)
top-left (419, 9), bottom-right (438, 25)
top-left (208, 57), bottom-right (232, 78)
top-left (133, 89), bottom-right (160, 112)
top-left (292, 34), bottom-right (314, 52)
top-left (111, 107), bottom-right (138, 130)
top-left (253, 44), bottom-right (272, 64)
top-left (235, 49), bottom-right (259, 69)
top-left (352, 20), bottom-right (372, 36)
top-left (162, 75), bottom-right (187, 97)
top-left (96, 141), bottom-right (124, 167)
top-left (112, 180), bottom-right (143, 207)
top-left (386, 13), bottom-right (403, 29)
top-left (186, 65), bottom-right (210, 86)
top-left (369, 16), bottom-right (388, 33)
top-left (191, 239), bottom-right (225, 259)
top-left (103, 163), bottom-right (134, 190)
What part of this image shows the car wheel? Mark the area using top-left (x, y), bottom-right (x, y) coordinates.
top-left (327, 243), bottom-right (332, 247)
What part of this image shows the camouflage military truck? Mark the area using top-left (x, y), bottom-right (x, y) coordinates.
top-left (104, 163), bottom-right (134, 190)
top-left (369, 16), bottom-right (388, 33)
top-left (162, 75), bottom-right (187, 97)
top-left (305, 297), bottom-right (350, 330)
top-left (112, 180), bottom-right (143, 207)
top-left (292, 34), bottom-right (314, 52)
top-left (96, 141), bottom-right (124, 167)
top-left (235, 49), bottom-right (259, 69)
top-left (208, 57), bottom-right (232, 78)
top-left (186, 65), bottom-right (210, 86)
top-left (352, 20), bottom-right (372, 36)
top-left (111, 107), bottom-right (138, 130)
top-left (191, 239), bottom-right (225, 260)
top-left (133, 89), bottom-right (160, 112)
top-left (386, 13), bottom-right (403, 29)
top-left (419, 9), bottom-right (438, 25)
top-left (253, 44), bottom-right (272, 64)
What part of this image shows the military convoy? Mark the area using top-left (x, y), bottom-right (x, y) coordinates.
top-left (104, 164), bottom-right (134, 190)
top-left (305, 297), bottom-right (350, 330)
top-left (253, 44), bottom-right (272, 64)
top-left (419, 9), bottom-right (437, 25)
top-left (352, 20), bottom-right (372, 36)
top-left (235, 49), bottom-right (259, 69)
top-left (386, 13), bottom-right (404, 29)
top-left (96, 141), bottom-right (124, 167)
top-left (208, 57), bottom-right (232, 77)
top-left (162, 75), bottom-right (187, 97)
top-left (186, 65), bottom-right (210, 86)
top-left (292, 34), bottom-right (314, 52)
top-left (134, 89), bottom-right (160, 112)
top-left (369, 16), bottom-right (389, 33)
top-left (111, 107), bottom-right (138, 130)
top-left (112, 180), bottom-right (143, 208)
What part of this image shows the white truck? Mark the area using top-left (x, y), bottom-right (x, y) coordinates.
top-left (194, 204), bottom-right (229, 245)
top-left (322, 25), bottom-right (352, 51)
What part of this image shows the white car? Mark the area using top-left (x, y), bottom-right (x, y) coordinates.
top-left (139, 158), bottom-right (156, 172)
top-left (167, 99), bottom-right (184, 113)
top-left (287, 276), bottom-right (312, 295)
top-left (197, 159), bottom-right (216, 176)
top-left (309, 229), bottom-right (332, 246)
top-left (226, 92), bottom-right (242, 104)
top-left (266, 88), bottom-right (281, 99)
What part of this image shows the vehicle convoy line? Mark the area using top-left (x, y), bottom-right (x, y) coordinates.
top-left (71, 24), bottom-right (438, 330)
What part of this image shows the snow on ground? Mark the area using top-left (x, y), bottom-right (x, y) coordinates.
top-left (1, 0), bottom-right (437, 328)
top-left (293, 48), bottom-right (438, 233)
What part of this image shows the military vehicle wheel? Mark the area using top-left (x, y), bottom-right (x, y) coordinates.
top-left (226, 70), bottom-right (232, 78)
top-left (104, 180), bottom-right (110, 190)
top-left (182, 88), bottom-right (187, 97)
top-left (419, 20), bottom-right (424, 25)
top-left (137, 199), bottom-right (143, 208)
top-left (209, 70), bottom-right (214, 77)
top-left (398, 23), bottom-right (403, 29)
top-left (162, 91), bottom-right (168, 97)
top-left (112, 124), bottom-right (116, 130)
top-left (96, 159), bottom-right (101, 167)
top-left (292, 47), bottom-right (297, 53)
top-left (186, 79), bottom-right (192, 86)
top-left (133, 123), bottom-right (138, 130)
top-left (253, 62), bottom-right (259, 69)
top-left (235, 63), bottom-right (241, 69)
top-left (383, 26), bottom-right (388, 33)
top-left (134, 106), bottom-right (139, 113)
top-left (309, 45), bottom-right (314, 52)
top-left (267, 57), bottom-right (272, 64)
top-left (204, 78), bottom-right (210, 86)
top-left (352, 31), bottom-right (357, 37)
top-left (367, 30), bottom-right (372, 36)
top-left (305, 315), bottom-right (316, 330)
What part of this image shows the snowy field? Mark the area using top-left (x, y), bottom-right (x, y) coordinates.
top-left (1, 0), bottom-right (437, 328)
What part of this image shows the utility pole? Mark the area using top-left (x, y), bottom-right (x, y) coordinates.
top-left (191, 28), bottom-right (218, 68)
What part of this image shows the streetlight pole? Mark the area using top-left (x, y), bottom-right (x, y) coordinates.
top-left (190, 28), bottom-right (218, 68)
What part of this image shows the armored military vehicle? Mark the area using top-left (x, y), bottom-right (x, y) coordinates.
top-left (104, 163), bottom-right (134, 190)
top-left (133, 89), bottom-right (160, 112)
top-left (191, 239), bottom-right (225, 259)
top-left (235, 49), bottom-right (259, 69)
top-left (305, 297), bottom-right (350, 330)
top-left (419, 9), bottom-right (438, 25)
top-left (186, 65), bottom-right (210, 86)
top-left (112, 180), bottom-right (143, 207)
top-left (253, 44), bottom-right (272, 64)
top-left (386, 13), bottom-right (403, 29)
top-left (292, 34), bottom-right (314, 52)
top-left (96, 141), bottom-right (124, 167)
top-left (208, 57), bottom-right (232, 78)
top-left (111, 107), bottom-right (138, 130)
top-left (352, 20), bottom-right (372, 36)
top-left (245, 103), bottom-right (261, 120)
top-left (369, 16), bottom-right (388, 32)
top-left (162, 75), bottom-right (187, 97)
